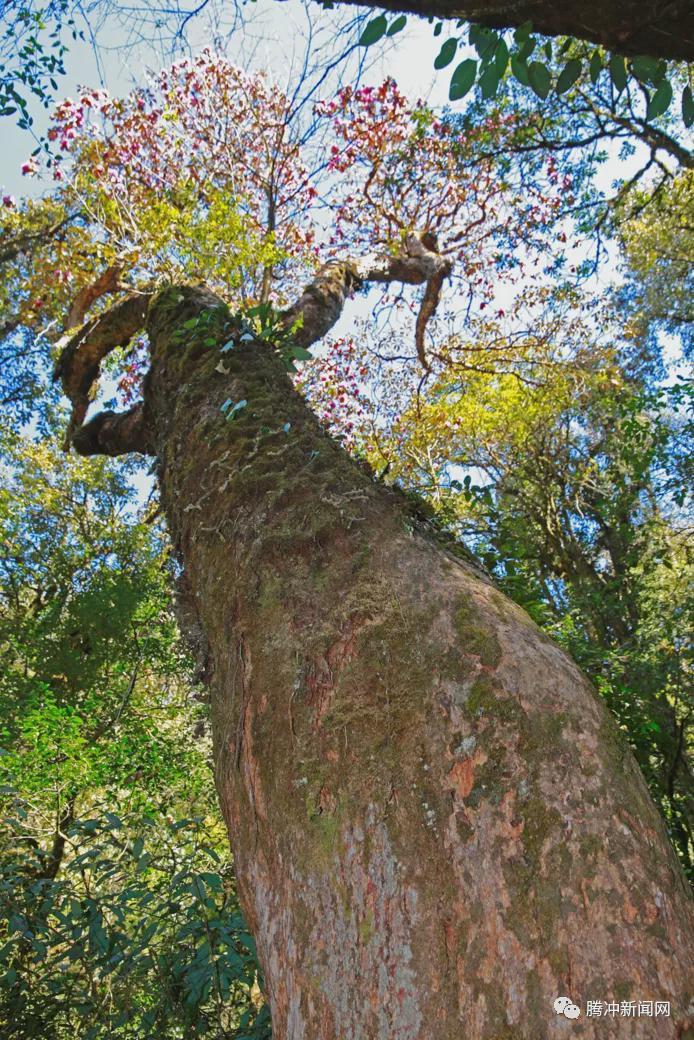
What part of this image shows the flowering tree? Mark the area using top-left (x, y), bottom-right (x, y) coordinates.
top-left (3, 55), bottom-right (567, 368)
top-left (6, 55), bottom-right (318, 331)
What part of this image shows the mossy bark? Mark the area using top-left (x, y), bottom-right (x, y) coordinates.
top-left (326, 0), bottom-right (694, 62)
top-left (144, 286), bottom-right (692, 1039)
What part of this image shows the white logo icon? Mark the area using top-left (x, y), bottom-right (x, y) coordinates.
top-left (554, 996), bottom-right (581, 1019)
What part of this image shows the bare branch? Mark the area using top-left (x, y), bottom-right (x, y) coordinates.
top-left (54, 292), bottom-right (152, 445)
top-left (71, 403), bottom-right (155, 457)
top-left (284, 231), bottom-right (452, 364)
top-left (65, 264), bottom-right (123, 331)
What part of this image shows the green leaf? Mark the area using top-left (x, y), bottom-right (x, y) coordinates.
top-left (555, 58), bottom-right (582, 94)
top-left (513, 20), bottom-right (532, 44)
top-left (433, 21), bottom-right (443, 37)
top-left (516, 37), bottom-right (536, 62)
top-left (527, 61), bottom-right (551, 99)
top-left (88, 917), bottom-right (109, 956)
top-left (434, 38), bottom-right (458, 70)
top-left (683, 85), bottom-right (694, 128)
top-left (387, 14), bottom-right (406, 36)
top-left (647, 78), bottom-right (672, 119)
top-left (511, 53), bottom-right (530, 86)
top-left (139, 921), bottom-right (159, 946)
top-left (609, 54), bottom-right (627, 92)
top-left (199, 872), bottom-right (223, 891)
top-left (449, 59), bottom-right (477, 101)
top-left (631, 55), bottom-right (664, 85)
top-left (479, 64), bottom-right (501, 99)
top-left (589, 50), bottom-right (602, 83)
top-left (469, 24), bottom-right (497, 61)
top-left (290, 345), bottom-right (313, 360)
top-left (632, 55), bottom-right (661, 84)
top-left (493, 38), bottom-right (509, 76)
top-left (359, 15), bottom-right (387, 46)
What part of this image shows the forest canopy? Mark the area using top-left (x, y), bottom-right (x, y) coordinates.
top-left (0, 3), bottom-right (692, 1035)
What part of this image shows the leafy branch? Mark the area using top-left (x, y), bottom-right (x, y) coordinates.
top-left (358, 16), bottom-right (694, 127)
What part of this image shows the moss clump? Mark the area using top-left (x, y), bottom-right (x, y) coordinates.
top-left (500, 791), bottom-right (565, 946)
top-left (310, 810), bottom-right (341, 862)
top-left (578, 833), bottom-right (602, 880)
top-left (521, 795), bottom-right (562, 867)
top-left (613, 979), bottom-right (634, 1002)
top-left (291, 769), bottom-right (344, 869)
top-left (466, 676), bottom-right (497, 716)
top-left (320, 604), bottom-right (434, 774)
top-left (517, 712), bottom-right (570, 763)
top-left (646, 922), bottom-right (668, 942)
top-left (466, 754), bottom-right (508, 807)
top-left (547, 946), bottom-right (569, 977)
top-left (455, 815), bottom-right (474, 842)
top-left (358, 909), bottom-right (375, 944)
top-left (455, 604), bottom-right (502, 667)
top-left (597, 714), bottom-right (633, 773)
top-left (545, 841), bottom-right (571, 876)
top-left (524, 968), bottom-right (543, 1024)
top-left (466, 676), bottom-right (524, 726)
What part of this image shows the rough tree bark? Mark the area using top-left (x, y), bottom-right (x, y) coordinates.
top-left (329, 0), bottom-right (694, 62)
top-left (59, 270), bottom-right (693, 1038)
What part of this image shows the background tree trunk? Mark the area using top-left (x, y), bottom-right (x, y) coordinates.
top-left (88, 286), bottom-right (694, 1038)
top-left (328, 0), bottom-right (694, 62)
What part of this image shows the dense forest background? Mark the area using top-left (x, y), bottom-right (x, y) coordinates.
top-left (0, 0), bottom-right (692, 1035)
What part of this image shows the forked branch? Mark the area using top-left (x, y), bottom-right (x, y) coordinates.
top-left (56, 232), bottom-right (451, 453)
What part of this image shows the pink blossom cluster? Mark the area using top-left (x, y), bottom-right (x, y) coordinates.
top-left (313, 78), bottom-right (569, 302)
top-left (41, 51), bottom-right (317, 270)
top-left (295, 337), bottom-right (370, 451)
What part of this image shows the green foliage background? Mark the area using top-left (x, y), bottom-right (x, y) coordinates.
top-left (0, 436), bottom-right (270, 1037)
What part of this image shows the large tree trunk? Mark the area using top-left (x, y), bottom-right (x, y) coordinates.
top-left (329, 0), bottom-right (694, 62)
top-left (73, 285), bottom-right (693, 1038)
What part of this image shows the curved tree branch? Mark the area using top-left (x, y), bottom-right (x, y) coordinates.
top-left (71, 404), bottom-right (155, 457)
top-left (65, 264), bottom-right (123, 331)
top-left (54, 292), bottom-right (152, 445)
top-left (283, 230), bottom-right (452, 359)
